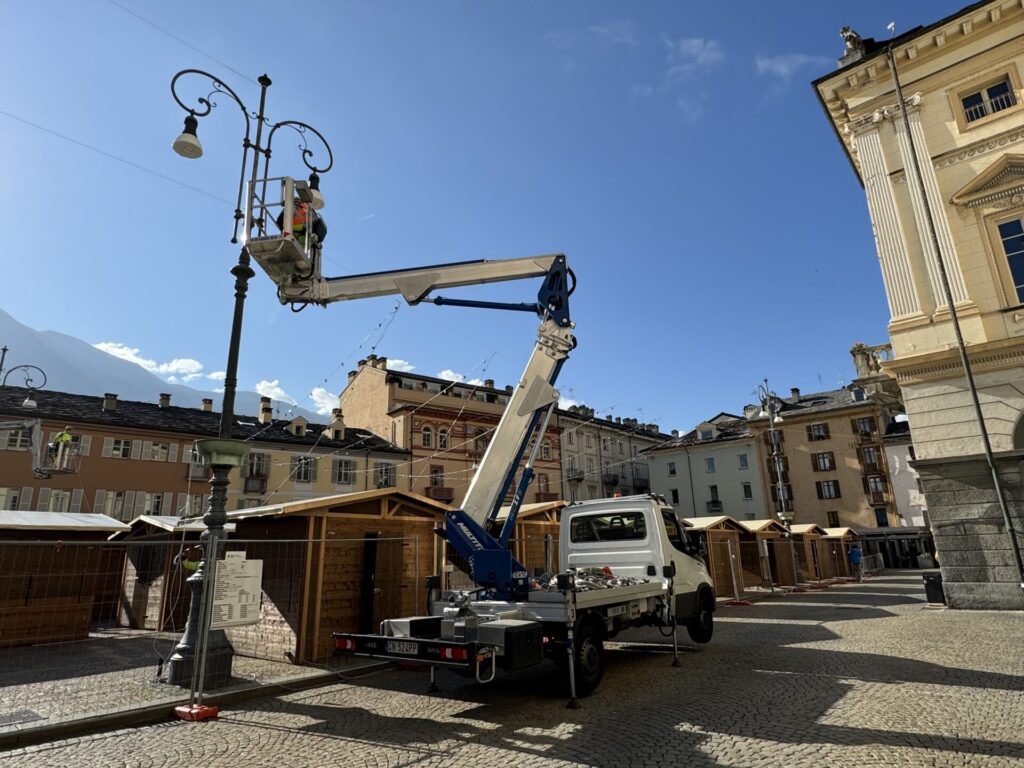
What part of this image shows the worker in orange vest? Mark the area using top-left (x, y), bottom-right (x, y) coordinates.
top-left (278, 199), bottom-right (327, 252)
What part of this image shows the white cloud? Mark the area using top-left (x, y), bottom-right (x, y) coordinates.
top-left (466, 378), bottom-right (485, 387)
top-left (206, 371), bottom-right (226, 381)
top-left (664, 37), bottom-right (724, 83)
top-left (437, 369), bottom-right (464, 383)
top-left (255, 379), bottom-right (297, 405)
top-left (589, 20), bottom-right (636, 47)
top-left (387, 359), bottom-right (415, 372)
top-left (182, 373), bottom-right (204, 382)
top-left (559, 395), bottom-right (579, 410)
top-left (213, 387), bottom-right (224, 394)
top-left (755, 53), bottom-right (831, 81)
top-left (310, 387), bottom-right (338, 416)
top-left (94, 341), bottom-right (205, 379)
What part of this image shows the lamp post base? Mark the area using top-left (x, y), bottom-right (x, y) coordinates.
top-left (165, 630), bottom-right (234, 690)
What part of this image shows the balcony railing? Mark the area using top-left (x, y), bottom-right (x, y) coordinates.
top-left (706, 500), bottom-right (723, 514)
top-left (856, 431), bottom-right (878, 444)
top-left (965, 91), bottom-right (1015, 122)
top-left (425, 486), bottom-right (454, 502)
top-left (861, 463), bottom-right (881, 474)
top-left (602, 473), bottom-right (619, 486)
top-left (566, 468), bottom-right (585, 482)
top-left (244, 476), bottom-right (267, 494)
top-left (774, 500), bottom-right (793, 514)
top-left (870, 491), bottom-right (891, 505)
top-left (535, 492), bottom-right (559, 503)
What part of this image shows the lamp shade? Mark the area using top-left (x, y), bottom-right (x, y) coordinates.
top-left (173, 115), bottom-right (203, 159)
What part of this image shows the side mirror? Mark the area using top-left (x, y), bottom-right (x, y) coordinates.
top-left (662, 563), bottom-right (676, 578)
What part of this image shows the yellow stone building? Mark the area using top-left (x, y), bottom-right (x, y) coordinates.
top-left (814, 0), bottom-right (1024, 608)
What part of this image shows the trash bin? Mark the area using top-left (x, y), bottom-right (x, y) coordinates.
top-left (922, 572), bottom-right (945, 604)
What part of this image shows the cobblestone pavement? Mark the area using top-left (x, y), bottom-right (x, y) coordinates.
top-left (3, 573), bottom-right (1023, 768)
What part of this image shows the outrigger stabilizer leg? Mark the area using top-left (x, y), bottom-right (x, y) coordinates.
top-left (428, 666), bottom-right (439, 694)
top-left (559, 573), bottom-right (581, 709)
top-left (665, 564), bottom-right (681, 668)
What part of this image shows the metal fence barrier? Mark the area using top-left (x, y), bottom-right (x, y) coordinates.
top-left (0, 534), bottom-right (423, 734)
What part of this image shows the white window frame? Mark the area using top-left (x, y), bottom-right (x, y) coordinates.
top-left (705, 457), bottom-right (716, 473)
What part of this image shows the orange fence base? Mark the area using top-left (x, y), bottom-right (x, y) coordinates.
top-left (174, 704), bottom-right (220, 722)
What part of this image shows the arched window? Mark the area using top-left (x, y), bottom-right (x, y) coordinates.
top-left (438, 428), bottom-right (449, 450)
top-left (421, 426), bottom-right (433, 448)
top-left (541, 442), bottom-right (552, 460)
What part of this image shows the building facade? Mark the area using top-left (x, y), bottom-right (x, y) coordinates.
top-left (556, 405), bottom-right (665, 502)
top-left (643, 413), bottom-right (766, 520)
top-left (339, 355), bottom-right (563, 506)
top-left (815, 0), bottom-right (1024, 607)
top-left (883, 424), bottom-right (929, 528)
top-left (747, 387), bottom-right (898, 531)
top-left (0, 388), bottom-right (408, 521)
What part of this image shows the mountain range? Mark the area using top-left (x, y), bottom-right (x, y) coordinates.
top-left (0, 309), bottom-right (320, 421)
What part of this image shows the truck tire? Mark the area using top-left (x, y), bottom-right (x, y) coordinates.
top-left (686, 591), bottom-right (714, 644)
top-left (573, 621), bottom-right (605, 696)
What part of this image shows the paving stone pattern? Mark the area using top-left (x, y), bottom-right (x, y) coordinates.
top-left (3, 573), bottom-right (1023, 768)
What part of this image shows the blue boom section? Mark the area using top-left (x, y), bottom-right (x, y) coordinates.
top-left (445, 509), bottom-right (531, 598)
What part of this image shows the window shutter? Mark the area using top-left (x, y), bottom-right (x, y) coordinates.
top-left (810, 455), bottom-right (818, 473)
top-left (80, 435), bottom-right (92, 456)
top-left (0, 430), bottom-right (8, 447)
top-left (142, 441), bottom-right (153, 460)
top-left (133, 492), bottom-right (146, 517)
top-left (17, 487), bottom-right (33, 510)
top-left (805, 425), bottom-right (813, 441)
top-left (70, 489), bottom-right (83, 513)
top-left (95, 490), bottom-right (106, 514)
top-left (862, 476), bottom-right (870, 495)
top-left (182, 444), bottom-right (193, 463)
top-left (310, 459), bottom-right (318, 483)
top-left (48, 431), bottom-right (57, 443)
top-left (130, 441), bottom-right (142, 460)
top-left (102, 437), bottom-right (114, 458)
top-left (850, 418), bottom-right (859, 436)
top-left (815, 482), bottom-right (823, 500)
top-left (834, 481), bottom-right (842, 499)
top-left (168, 443), bottom-right (179, 463)
top-left (123, 491), bottom-right (136, 519)
top-left (828, 451), bottom-right (835, 469)
top-left (38, 488), bottom-right (51, 510)
top-left (165, 492), bottom-right (175, 513)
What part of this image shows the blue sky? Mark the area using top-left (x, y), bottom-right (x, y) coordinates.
top-left (1, 0), bottom-right (966, 433)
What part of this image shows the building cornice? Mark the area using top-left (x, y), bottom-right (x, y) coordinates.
top-left (883, 336), bottom-right (1024, 384)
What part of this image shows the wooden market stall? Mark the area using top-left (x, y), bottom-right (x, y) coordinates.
top-left (736, 519), bottom-right (797, 588)
top-left (822, 527), bottom-right (858, 578)
top-left (496, 500), bottom-right (565, 576)
top-left (681, 516), bottom-right (746, 599)
top-left (108, 515), bottom-right (236, 632)
top-left (790, 523), bottom-right (833, 581)
top-left (0, 511), bottom-right (129, 648)
top-left (225, 489), bottom-right (450, 664)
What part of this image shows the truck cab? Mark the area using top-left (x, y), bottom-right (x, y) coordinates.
top-left (561, 494), bottom-right (715, 636)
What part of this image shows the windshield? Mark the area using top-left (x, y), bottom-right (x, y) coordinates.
top-left (661, 510), bottom-right (691, 554)
top-left (570, 511), bottom-right (648, 543)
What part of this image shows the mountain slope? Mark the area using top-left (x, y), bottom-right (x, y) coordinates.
top-left (0, 309), bottom-right (320, 420)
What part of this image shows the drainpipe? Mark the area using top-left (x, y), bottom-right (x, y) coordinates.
top-left (685, 450), bottom-right (696, 518)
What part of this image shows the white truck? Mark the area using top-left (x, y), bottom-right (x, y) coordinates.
top-left (241, 176), bottom-right (715, 699)
top-left (334, 494), bottom-right (715, 698)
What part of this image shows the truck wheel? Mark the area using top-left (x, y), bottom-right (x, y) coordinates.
top-left (572, 622), bottom-right (605, 695)
top-left (686, 592), bottom-right (714, 644)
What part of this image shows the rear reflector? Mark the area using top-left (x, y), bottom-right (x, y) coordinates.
top-left (440, 646), bottom-right (468, 661)
top-left (335, 638), bottom-right (356, 651)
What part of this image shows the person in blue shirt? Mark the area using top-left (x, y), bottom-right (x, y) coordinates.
top-left (848, 543), bottom-right (863, 582)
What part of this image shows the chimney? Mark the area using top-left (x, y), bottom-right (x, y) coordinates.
top-left (159, 393), bottom-right (171, 409)
top-left (671, 429), bottom-right (679, 438)
top-left (505, 385), bottom-right (513, 394)
top-left (259, 396), bottom-right (273, 424)
top-left (324, 408), bottom-right (346, 440)
top-left (367, 353), bottom-right (377, 364)
top-left (377, 356), bottom-right (388, 369)
top-left (347, 370), bottom-right (358, 382)
top-left (606, 414), bottom-right (613, 422)
top-left (790, 387), bottom-right (801, 400)
top-left (102, 393), bottom-right (118, 412)
top-left (615, 417), bottom-right (621, 424)
top-left (484, 379), bottom-right (495, 389)
top-left (202, 398), bottom-right (213, 412)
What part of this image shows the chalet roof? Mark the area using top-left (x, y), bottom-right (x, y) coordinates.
top-left (0, 386), bottom-right (407, 456)
top-left (495, 500), bottom-right (565, 522)
top-left (118, 515), bottom-right (237, 535)
top-left (790, 523), bottom-right (828, 536)
top-left (0, 510), bottom-right (129, 533)
top-left (737, 519), bottom-right (789, 535)
top-left (681, 515), bottom-right (746, 532)
top-left (226, 488), bottom-right (451, 520)
top-left (822, 527), bottom-right (857, 539)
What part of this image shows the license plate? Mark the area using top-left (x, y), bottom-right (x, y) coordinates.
top-left (385, 640), bottom-right (419, 655)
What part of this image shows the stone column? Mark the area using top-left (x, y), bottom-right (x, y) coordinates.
top-left (892, 94), bottom-right (970, 310)
top-left (848, 114), bottom-right (922, 319)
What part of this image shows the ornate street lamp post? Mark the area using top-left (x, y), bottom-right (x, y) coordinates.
top-left (757, 379), bottom-right (799, 585)
top-left (0, 346), bottom-right (47, 408)
top-left (164, 69), bottom-right (332, 695)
